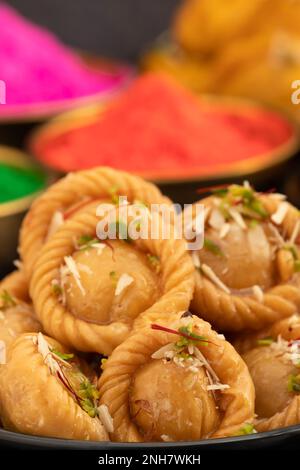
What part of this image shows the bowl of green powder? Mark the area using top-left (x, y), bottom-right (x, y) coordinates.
top-left (0, 146), bottom-right (47, 274)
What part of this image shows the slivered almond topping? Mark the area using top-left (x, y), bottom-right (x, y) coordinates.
top-left (31, 335), bottom-right (38, 345)
top-left (252, 285), bottom-right (264, 303)
top-left (8, 328), bottom-right (16, 337)
top-left (37, 333), bottom-right (60, 375)
top-left (151, 343), bottom-right (175, 359)
top-left (269, 193), bottom-right (287, 201)
top-left (194, 347), bottom-right (220, 383)
top-left (228, 208), bottom-right (247, 230)
top-left (77, 263), bottom-right (92, 275)
top-left (94, 243), bottom-right (106, 255)
top-left (271, 202), bottom-right (289, 225)
top-left (209, 209), bottom-right (225, 230)
top-left (268, 222), bottom-right (285, 246)
top-left (191, 250), bottom-right (200, 268)
top-left (201, 264), bottom-right (230, 294)
top-left (206, 383), bottom-right (230, 391)
top-left (47, 211), bottom-right (64, 239)
top-left (63, 256), bottom-right (85, 296)
top-left (0, 310), bottom-right (5, 320)
top-left (219, 223), bottom-right (230, 239)
top-left (97, 404), bottom-right (114, 433)
top-left (194, 347), bottom-right (229, 392)
top-left (289, 220), bottom-right (300, 244)
top-left (193, 211), bottom-right (205, 237)
top-left (0, 340), bottom-right (6, 364)
top-left (185, 207), bottom-right (206, 238)
top-left (270, 335), bottom-right (300, 366)
top-left (13, 259), bottom-right (23, 270)
top-left (161, 435), bottom-right (173, 442)
top-left (287, 314), bottom-right (300, 326)
top-left (151, 322), bottom-right (230, 392)
top-left (115, 273), bottom-right (134, 296)
top-left (212, 197), bottom-right (221, 207)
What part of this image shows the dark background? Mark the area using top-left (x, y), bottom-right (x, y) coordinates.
top-left (6, 0), bottom-right (180, 61)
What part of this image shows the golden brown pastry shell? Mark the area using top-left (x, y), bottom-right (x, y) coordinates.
top-left (191, 194), bottom-right (300, 331)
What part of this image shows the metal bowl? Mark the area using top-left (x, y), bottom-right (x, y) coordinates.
top-left (0, 424), bottom-right (300, 450)
top-left (0, 146), bottom-right (48, 274)
top-left (0, 54), bottom-right (134, 124)
top-left (0, 54), bottom-right (134, 149)
top-left (28, 95), bottom-right (299, 204)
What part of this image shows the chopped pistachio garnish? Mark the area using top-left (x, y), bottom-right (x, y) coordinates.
top-left (230, 186), bottom-right (253, 200)
top-left (288, 374), bottom-right (300, 393)
top-left (78, 234), bottom-right (94, 246)
top-left (249, 219), bottom-right (259, 228)
top-left (62, 366), bottom-right (100, 418)
top-left (176, 351), bottom-right (191, 360)
top-left (211, 187), bottom-right (229, 197)
top-left (109, 271), bottom-right (118, 287)
top-left (51, 349), bottom-right (74, 361)
top-left (204, 238), bottom-right (224, 257)
top-left (77, 234), bottom-right (99, 251)
top-left (257, 337), bottom-right (274, 346)
top-left (234, 423), bottom-right (256, 436)
top-left (151, 323), bottom-right (208, 352)
top-left (284, 244), bottom-right (298, 260)
top-left (0, 290), bottom-right (16, 309)
top-left (244, 198), bottom-right (268, 219)
top-left (78, 379), bottom-right (100, 418)
top-left (147, 254), bottom-right (160, 272)
top-left (283, 244), bottom-right (300, 273)
top-left (134, 220), bottom-right (141, 231)
top-left (108, 185), bottom-right (120, 205)
top-left (177, 324), bottom-right (208, 347)
top-left (295, 260), bottom-right (300, 272)
top-left (215, 184), bottom-right (268, 220)
top-left (219, 201), bottom-right (230, 220)
top-left (101, 358), bottom-right (108, 369)
top-left (37, 333), bottom-right (100, 419)
top-left (52, 283), bottom-right (63, 297)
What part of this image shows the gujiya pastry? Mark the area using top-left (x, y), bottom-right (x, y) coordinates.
top-left (1, 167), bottom-right (300, 441)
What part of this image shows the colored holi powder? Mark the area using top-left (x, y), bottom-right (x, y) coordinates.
top-left (34, 74), bottom-right (295, 176)
top-left (0, 162), bottom-right (46, 203)
top-left (0, 4), bottom-right (131, 108)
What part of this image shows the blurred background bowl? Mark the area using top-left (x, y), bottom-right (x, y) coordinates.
top-left (0, 53), bottom-right (134, 149)
top-left (0, 146), bottom-right (49, 275)
top-left (28, 95), bottom-right (299, 204)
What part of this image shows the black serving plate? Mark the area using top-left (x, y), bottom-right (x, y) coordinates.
top-left (1, 424), bottom-right (300, 450)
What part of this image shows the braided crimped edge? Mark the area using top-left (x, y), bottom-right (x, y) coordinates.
top-left (0, 333), bottom-right (108, 440)
top-left (191, 194), bottom-right (300, 331)
top-left (19, 166), bottom-right (171, 280)
top-left (0, 270), bottom-right (30, 303)
top-left (233, 314), bottom-right (300, 355)
top-left (30, 203), bottom-right (195, 355)
top-left (256, 396), bottom-right (300, 432)
top-left (98, 315), bottom-right (255, 442)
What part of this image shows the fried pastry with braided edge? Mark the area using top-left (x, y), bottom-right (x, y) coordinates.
top-left (98, 314), bottom-right (255, 442)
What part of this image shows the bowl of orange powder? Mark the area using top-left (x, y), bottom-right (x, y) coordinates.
top-left (28, 74), bottom-right (298, 202)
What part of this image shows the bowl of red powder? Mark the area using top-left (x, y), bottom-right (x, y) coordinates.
top-left (28, 74), bottom-right (298, 196)
top-left (0, 4), bottom-right (134, 122)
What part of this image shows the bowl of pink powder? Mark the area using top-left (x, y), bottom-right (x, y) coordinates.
top-left (0, 4), bottom-right (134, 122)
